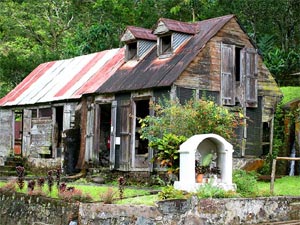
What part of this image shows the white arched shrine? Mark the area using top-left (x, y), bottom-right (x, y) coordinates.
top-left (174, 134), bottom-right (236, 192)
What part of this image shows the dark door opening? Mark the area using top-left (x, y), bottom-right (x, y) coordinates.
top-left (99, 104), bottom-right (111, 166)
top-left (135, 99), bottom-right (149, 155)
top-left (55, 106), bottom-right (63, 157)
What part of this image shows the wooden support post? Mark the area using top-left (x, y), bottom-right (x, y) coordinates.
top-left (270, 157), bottom-right (300, 195)
top-left (270, 158), bottom-right (277, 195)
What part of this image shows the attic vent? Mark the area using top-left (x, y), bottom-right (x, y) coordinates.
top-left (173, 33), bottom-right (191, 50)
top-left (158, 34), bottom-right (172, 56)
top-left (126, 42), bottom-right (137, 60)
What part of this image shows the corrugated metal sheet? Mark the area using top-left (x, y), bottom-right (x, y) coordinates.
top-left (0, 48), bottom-right (125, 106)
top-left (97, 15), bottom-right (235, 94)
top-left (159, 18), bottom-right (197, 34)
top-left (138, 40), bottom-right (156, 58)
top-left (173, 32), bottom-right (191, 50)
top-left (126, 26), bottom-right (156, 41)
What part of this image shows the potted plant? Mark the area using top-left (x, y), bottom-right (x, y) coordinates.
top-left (195, 161), bottom-right (209, 183)
top-left (195, 153), bottom-right (213, 183)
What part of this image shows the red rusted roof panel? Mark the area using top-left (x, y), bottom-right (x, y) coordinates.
top-left (158, 18), bottom-right (197, 34)
top-left (126, 26), bottom-right (156, 41)
top-left (0, 48), bottom-right (124, 106)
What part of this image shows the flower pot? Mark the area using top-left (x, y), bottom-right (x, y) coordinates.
top-left (196, 173), bottom-right (204, 183)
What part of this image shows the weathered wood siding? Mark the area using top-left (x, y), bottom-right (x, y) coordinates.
top-left (175, 18), bottom-right (254, 91)
top-left (30, 118), bottom-right (53, 157)
top-left (175, 18), bottom-right (281, 156)
top-left (0, 109), bottom-right (13, 164)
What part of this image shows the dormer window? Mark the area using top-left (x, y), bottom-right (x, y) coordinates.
top-left (159, 34), bottom-right (172, 55)
top-left (126, 42), bottom-right (137, 60)
top-left (121, 26), bottom-right (156, 62)
top-left (154, 18), bottom-right (195, 58)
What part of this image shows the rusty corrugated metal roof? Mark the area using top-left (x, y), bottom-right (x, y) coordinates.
top-left (97, 15), bottom-right (235, 94)
top-left (0, 48), bottom-right (125, 106)
top-left (157, 18), bottom-right (197, 34)
top-left (0, 14), bottom-right (240, 107)
top-left (125, 26), bottom-right (156, 41)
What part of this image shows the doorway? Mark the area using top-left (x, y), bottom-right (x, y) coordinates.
top-left (14, 110), bottom-right (23, 155)
top-left (133, 99), bottom-right (149, 168)
top-left (55, 106), bottom-right (63, 157)
top-left (98, 103), bottom-right (111, 166)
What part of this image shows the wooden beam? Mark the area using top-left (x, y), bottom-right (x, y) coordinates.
top-left (276, 157), bottom-right (300, 160)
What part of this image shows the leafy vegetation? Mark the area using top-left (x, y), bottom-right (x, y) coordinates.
top-left (196, 183), bottom-right (238, 199)
top-left (157, 185), bottom-right (187, 200)
top-left (1, 0), bottom-right (300, 98)
top-left (259, 86), bottom-right (300, 175)
top-left (139, 97), bottom-right (243, 175)
top-left (233, 169), bottom-right (259, 197)
top-left (280, 87), bottom-right (300, 105)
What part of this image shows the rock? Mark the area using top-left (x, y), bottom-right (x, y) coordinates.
top-left (91, 176), bottom-right (105, 184)
top-left (242, 159), bottom-right (264, 172)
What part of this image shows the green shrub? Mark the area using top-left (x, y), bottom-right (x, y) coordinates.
top-left (158, 185), bottom-right (185, 200)
top-left (196, 183), bottom-right (238, 198)
top-left (233, 169), bottom-right (258, 197)
top-left (139, 97), bottom-right (243, 175)
top-left (149, 133), bottom-right (186, 175)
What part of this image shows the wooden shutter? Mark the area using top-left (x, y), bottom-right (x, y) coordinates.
top-left (241, 48), bottom-right (258, 107)
top-left (22, 109), bottom-right (31, 157)
top-left (221, 43), bottom-right (235, 106)
top-left (120, 100), bottom-right (131, 170)
top-left (85, 104), bottom-right (95, 161)
top-left (109, 101), bottom-right (117, 170)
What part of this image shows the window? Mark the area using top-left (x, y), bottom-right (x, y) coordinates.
top-left (39, 108), bottom-right (52, 118)
top-left (126, 42), bottom-right (137, 61)
top-left (158, 35), bottom-right (172, 56)
top-left (221, 43), bottom-right (258, 107)
top-left (31, 109), bottom-right (37, 118)
top-left (31, 108), bottom-right (52, 119)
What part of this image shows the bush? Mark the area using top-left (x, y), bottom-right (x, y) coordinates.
top-left (233, 169), bottom-right (258, 197)
top-left (139, 97), bottom-right (243, 175)
top-left (158, 185), bottom-right (186, 200)
top-left (196, 183), bottom-right (238, 198)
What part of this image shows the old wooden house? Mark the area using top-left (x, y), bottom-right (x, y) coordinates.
top-left (0, 15), bottom-right (282, 173)
top-left (0, 49), bottom-right (124, 170)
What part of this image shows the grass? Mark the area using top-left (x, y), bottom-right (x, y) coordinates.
top-left (257, 176), bottom-right (300, 196)
top-left (1, 176), bottom-right (300, 205)
top-left (280, 86), bottom-right (300, 104)
top-left (0, 180), bottom-right (155, 203)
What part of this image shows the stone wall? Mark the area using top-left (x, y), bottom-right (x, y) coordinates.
top-left (0, 192), bottom-right (78, 225)
top-left (1, 192), bottom-right (300, 225)
top-left (80, 197), bottom-right (300, 225)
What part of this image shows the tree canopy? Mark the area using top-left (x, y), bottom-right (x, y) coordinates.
top-left (1, 0), bottom-right (299, 97)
